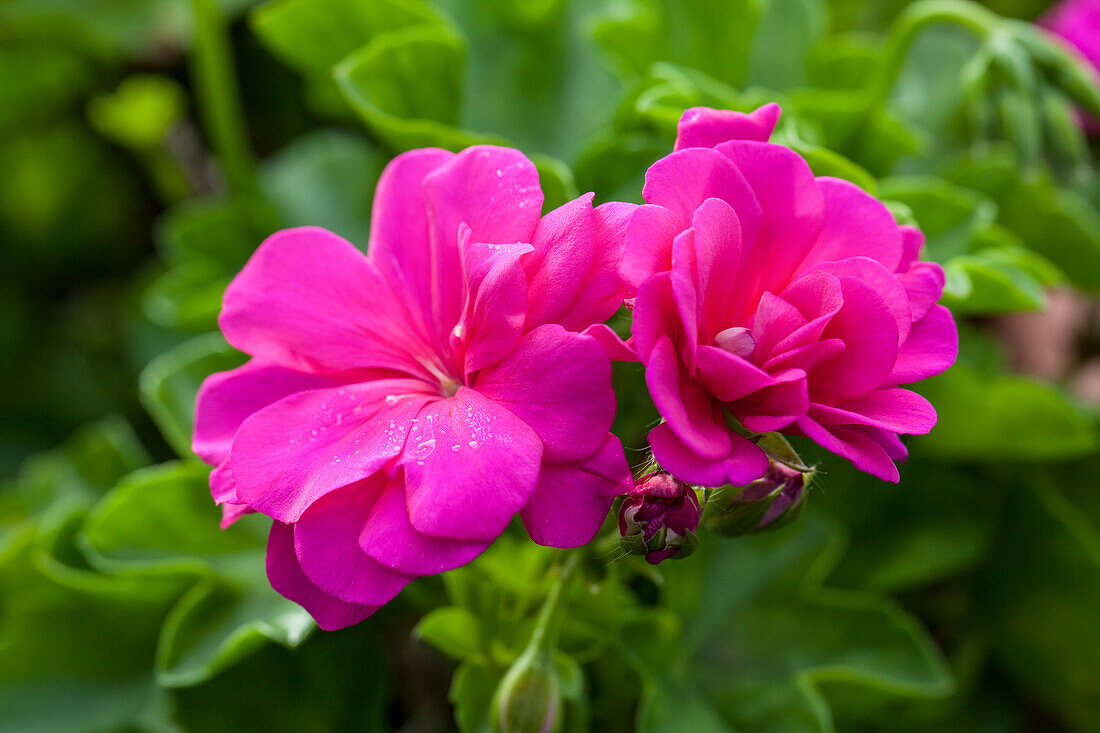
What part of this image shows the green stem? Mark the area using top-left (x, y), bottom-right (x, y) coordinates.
top-left (528, 551), bottom-right (581, 653)
top-left (190, 0), bottom-right (258, 198)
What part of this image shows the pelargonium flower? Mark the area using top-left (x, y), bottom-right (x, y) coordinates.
top-left (1042, 0), bottom-right (1100, 79)
top-left (618, 471), bottom-right (700, 565)
top-left (622, 104), bottom-right (958, 484)
top-left (193, 146), bottom-right (635, 629)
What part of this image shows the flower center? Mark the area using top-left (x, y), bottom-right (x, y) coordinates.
top-left (713, 326), bottom-right (756, 360)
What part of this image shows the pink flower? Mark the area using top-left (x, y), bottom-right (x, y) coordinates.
top-left (1042, 0), bottom-right (1100, 75)
top-left (193, 146), bottom-right (634, 630)
top-left (622, 105), bottom-right (958, 485)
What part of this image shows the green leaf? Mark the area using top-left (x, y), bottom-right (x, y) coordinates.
top-left (261, 128), bottom-right (385, 248)
top-left (139, 333), bottom-right (246, 457)
top-left (877, 176), bottom-right (997, 262)
top-left (450, 661), bottom-right (499, 733)
top-left (80, 460), bottom-right (313, 688)
top-left (334, 23), bottom-right (477, 151)
top-left (915, 364), bottom-right (1098, 462)
top-left (415, 606), bottom-right (484, 661)
top-left (86, 74), bottom-right (186, 151)
top-left (746, 0), bottom-right (827, 91)
top-left (636, 515), bottom-right (953, 732)
top-left (940, 252), bottom-right (1045, 314)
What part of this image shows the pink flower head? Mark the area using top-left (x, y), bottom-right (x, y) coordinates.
top-left (1042, 0), bottom-right (1100, 75)
top-left (193, 146), bottom-right (635, 629)
top-left (618, 471), bottom-right (700, 565)
top-left (623, 105), bottom-right (958, 485)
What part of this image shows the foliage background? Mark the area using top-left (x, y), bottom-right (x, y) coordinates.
top-left (1, 0), bottom-right (1099, 730)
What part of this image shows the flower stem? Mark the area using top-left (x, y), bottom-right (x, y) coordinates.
top-left (528, 551), bottom-right (581, 653)
top-left (190, 0), bottom-right (259, 199)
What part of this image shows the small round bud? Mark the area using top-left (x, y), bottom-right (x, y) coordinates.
top-left (492, 647), bottom-right (560, 733)
top-left (703, 461), bottom-right (810, 537)
top-left (618, 472), bottom-right (701, 565)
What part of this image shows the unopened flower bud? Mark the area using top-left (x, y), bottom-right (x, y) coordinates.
top-left (492, 647), bottom-right (560, 733)
top-left (619, 472), bottom-right (701, 564)
top-left (703, 461), bottom-right (810, 537)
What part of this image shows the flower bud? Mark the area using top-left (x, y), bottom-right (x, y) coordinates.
top-left (702, 461), bottom-right (810, 537)
top-left (618, 472), bottom-right (701, 565)
top-left (492, 647), bottom-right (560, 733)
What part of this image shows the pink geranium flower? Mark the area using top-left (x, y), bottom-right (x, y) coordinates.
top-left (193, 146), bottom-right (634, 629)
top-left (623, 105), bottom-right (958, 485)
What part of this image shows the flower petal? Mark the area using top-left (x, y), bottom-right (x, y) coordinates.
top-left (424, 146), bottom-right (544, 337)
top-left (220, 227), bottom-right (427, 375)
top-left (266, 522), bottom-right (377, 631)
top-left (368, 147), bottom-right (456, 335)
top-left (795, 414), bottom-right (901, 483)
top-left (523, 194), bottom-right (596, 329)
top-left (642, 147), bottom-right (761, 243)
top-left (885, 305), bottom-right (958, 386)
top-left (649, 421), bottom-right (767, 487)
top-left (714, 141), bottom-right (823, 314)
top-left (620, 204), bottom-right (682, 291)
top-left (293, 477), bottom-right (414, 606)
top-left (555, 200), bottom-right (636, 330)
top-left (646, 336), bottom-right (730, 460)
top-left (675, 103), bottom-right (781, 150)
top-left (193, 359), bottom-right (354, 466)
top-left (230, 379), bottom-right (433, 523)
top-left (811, 275), bottom-right (900, 399)
top-left (521, 434), bottom-right (630, 547)
top-left (360, 480), bottom-right (491, 575)
top-left (402, 387), bottom-right (543, 541)
top-left (820, 387), bottom-right (937, 435)
top-left (458, 233), bottom-right (532, 374)
top-left (475, 324), bottom-right (614, 462)
top-left (799, 177), bottom-right (903, 273)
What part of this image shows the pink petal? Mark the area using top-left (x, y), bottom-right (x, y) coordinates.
top-left (293, 477), bottom-right (414, 606)
top-left (810, 256), bottom-right (911, 345)
top-left (694, 344), bottom-right (780, 403)
top-left (458, 233), bottom-right (532, 374)
top-left (360, 480), bottom-right (491, 575)
top-left (219, 227), bottom-right (428, 375)
top-left (642, 147), bottom-right (762, 243)
top-left (632, 271), bottom-right (689, 362)
top-left (649, 422), bottom-right (768, 487)
top-left (555, 200), bottom-right (636, 331)
top-left (898, 226), bottom-right (925, 271)
top-left (735, 371), bottom-right (809, 433)
top-left (885, 305), bottom-right (958, 386)
top-left (523, 194), bottom-right (597, 329)
top-left (646, 336), bottom-right (730, 461)
top-left (475, 325), bottom-right (614, 462)
top-left (210, 460), bottom-right (237, 505)
top-left (898, 261), bottom-right (945, 322)
top-left (368, 147), bottom-right (456, 337)
top-left (230, 379), bottom-right (434, 523)
top-left (820, 387), bottom-right (937, 435)
top-left (811, 275), bottom-right (900, 399)
top-left (675, 103), bottom-right (782, 150)
top-left (582, 323), bottom-right (638, 362)
top-left (799, 177), bottom-right (903, 273)
top-left (620, 204), bottom-right (683, 291)
top-left (193, 359), bottom-right (354, 466)
top-left (669, 228), bottom-right (701, 370)
top-left (402, 387), bottom-right (543, 541)
top-left (795, 414), bottom-right (901, 483)
top-left (714, 141), bottom-right (823, 315)
top-left (750, 292), bottom-right (809, 362)
top-left (521, 434), bottom-right (630, 547)
top-left (219, 501), bottom-right (253, 529)
top-left (689, 197), bottom-right (744, 339)
top-left (267, 522), bottom-right (377, 631)
top-left (424, 146), bottom-right (544, 337)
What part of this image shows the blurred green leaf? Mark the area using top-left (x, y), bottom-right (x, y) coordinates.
top-left (87, 74), bottom-right (186, 151)
top-left (877, 176), bottom-right (996, 262)
top-left (139, 333), bottom-right (245, 458)
top-left (416, 606), bottom-right (484, 662)
top-left (746, 0), bottom-right (827, 91)
top-left (916, 364), bottom-right (1098, 462)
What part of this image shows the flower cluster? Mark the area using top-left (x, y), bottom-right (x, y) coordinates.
top-left (624, 104), bottom-right (957, 484)
top-left (194, 105), bottom-right (958, 628)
